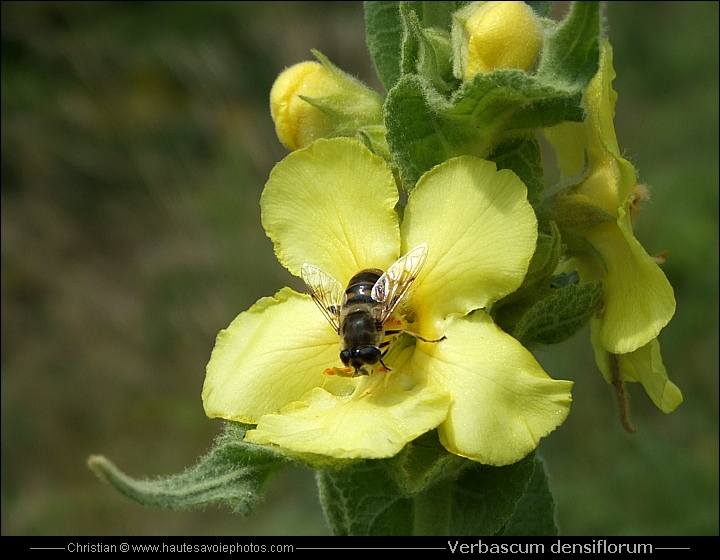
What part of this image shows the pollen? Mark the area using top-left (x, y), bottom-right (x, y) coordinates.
top-left (323, 366), bottom-right (356, 377)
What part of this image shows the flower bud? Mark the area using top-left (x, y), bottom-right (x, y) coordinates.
top-left (270, 53), bottom-right (383, 151)
top-left (454, 1), bottom-right (543, 80)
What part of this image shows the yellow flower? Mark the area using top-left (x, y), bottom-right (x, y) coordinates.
top-left (544, 40), bottom-right (680, 412)
top-left (591, 322), bottom-right (682, 414)
top-left (270, 54), bottom-right (383, 151)
top-left (453, 1), bottom-right (543, 80)
top-left (202, 138), bottom-right (572, 466)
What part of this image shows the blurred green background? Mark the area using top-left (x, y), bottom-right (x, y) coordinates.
top-left (1, 2), bottom-right (717, 536)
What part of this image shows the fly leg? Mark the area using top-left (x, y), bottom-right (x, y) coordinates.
top-left (377, 340), bottom-right (392, 372)
top-left (384, 329), bottom-right (446, 343)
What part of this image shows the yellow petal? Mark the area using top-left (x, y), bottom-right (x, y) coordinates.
top-left (584, 40), bottom-right (621, 163)
top-left (587, 203), bottom-right (675, 354)
top-left (245, 373), bottom-right (450, 459)
top-left (576, 153), bottom-right (626, 218)
top-left (261, 138), bottom-right (401, 281)
top-left (544, 41), bottom-right (637, 217)
top-left (402, 157), bottom-right (537, 339)
top-left (542, 121), bottom-right (586, 180)
top-left (591, 323), bottom-right (682, 413)
top-left (411, 312), bottom-right (573, 466)
top-left (202, 287), bottom-right (339, 423)
top-left (543, 129), bottom-right (628, 219)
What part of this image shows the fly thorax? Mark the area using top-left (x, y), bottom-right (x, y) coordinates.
top-left (340, 305), bottom-right (384, 350)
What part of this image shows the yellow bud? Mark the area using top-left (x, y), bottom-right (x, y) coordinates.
top-left (456, 1), bottom-right (543, 80)
top-left (270, 55), bottom-right (383, 151)
top-left (270, 61), bottom-right (337, 151)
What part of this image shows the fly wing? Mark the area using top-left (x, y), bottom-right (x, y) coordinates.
top-left (371, 243), bottom-right (428, 323)
top-left (301, 263), bottom-right (344, 333)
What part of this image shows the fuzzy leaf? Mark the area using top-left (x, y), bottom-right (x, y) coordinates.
top-left (448, 452), bottom-right (536, 535)
top-left (384, 430), bottom-right (470, 496)
top-left (364, 1), bottom-right (403, 92)
top-left (525, 222), bottom-right (564, 286)
top-left (512, 280), bottom-right (604, 346)
top-left (494, 221), bottom-right (563, 313)
top-left (501, 455), bottom-right (558, 536)
top-left (537, 1), bottom-right (601, 90)
top-left (400, 7), bottom-right (458, 93)
top-left (385, 71), bottom-right (583, 189)
top-left (488, 135), bottom-right (545, 205)
top-left (88, 422), bottom-right (288, 514)
top-left (317, 443), bottom-right (536, 536)
top-left (404, 1), bottom-right (460, 29)
top-left (526, 2), bottom-right (554, 17)
top-left (318, 460), bottom-right (414, 535)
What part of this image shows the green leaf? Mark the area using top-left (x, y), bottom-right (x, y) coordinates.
top-left (364, 1), bottom-right (403, 92)
top-left (400, 4), bottom-right (421, 77)
top-left (318, 460), bottom-right (414, 535)
top-left (488, 135), bottom-right (545, 205)
top-left (383, 1), bottom-right (602, 189)
top-left (399, 2), bottom-right (463, 80)
top-left (498, 221), bottom-right (563, 307)
top-left (491, 222), bottom-right (562, 337)
top-left (88, 422), bottom-right (288, 514)
top-left (537, 1), bottom-right (601, 90)
top-left (492, 219), bottom-right (603, 347)
top-left (502, 455), bottom-right (558, 536)
top-left (512, 279), bottom-right (604, 346)
top-left (492, 222), bottom-right (562, 333)
top-left (400, 8), bottom-right (457, 93)
top-left (450, 71), bottom-right (584, 132)
top-left (526, 221), bottom-right (564, 285)
top-left (449, 453), bottom-right (536, 536)
top-left (384, 74), bottom-right (443, 190)
top-left (385, 71), bottom-right (583, 189)
top-left (404, 1), bottom-right (461, 29)
top-left (356, 124), bottom-right (393, 163)
top-left (384, 430), bottom-right (470, 496)
top-left (317, 440), bottom-right (537, 536)
top-left (526, 1), bottom-right (554, 17)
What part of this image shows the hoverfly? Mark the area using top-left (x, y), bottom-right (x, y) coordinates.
top-left (301, 243), bottom-right (441, 377)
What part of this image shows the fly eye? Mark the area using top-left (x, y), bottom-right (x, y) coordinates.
top-left (340, 347), bottom-right (381, 369)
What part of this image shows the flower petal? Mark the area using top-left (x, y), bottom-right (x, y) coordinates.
top-left (402, 157), bottom-right (537, 339)
top-left (202, 287), bottom-right (339, 423)
top-left (245, 374), bottom-right (450, 459)
top-left (584, 40), bottom-right (621, 163)
top-left (542, 121), bottom-right (586, 181)
top-left (544, 41), bottom-right (637, 217)
top-left (411, 311), bottom-right (573, 466)
top-left (591, 324), bottom-right (682, 413)
top-left (587, 204), bottom-right (675, 354)
top-left (261, 137), bottom-right (401, 282)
